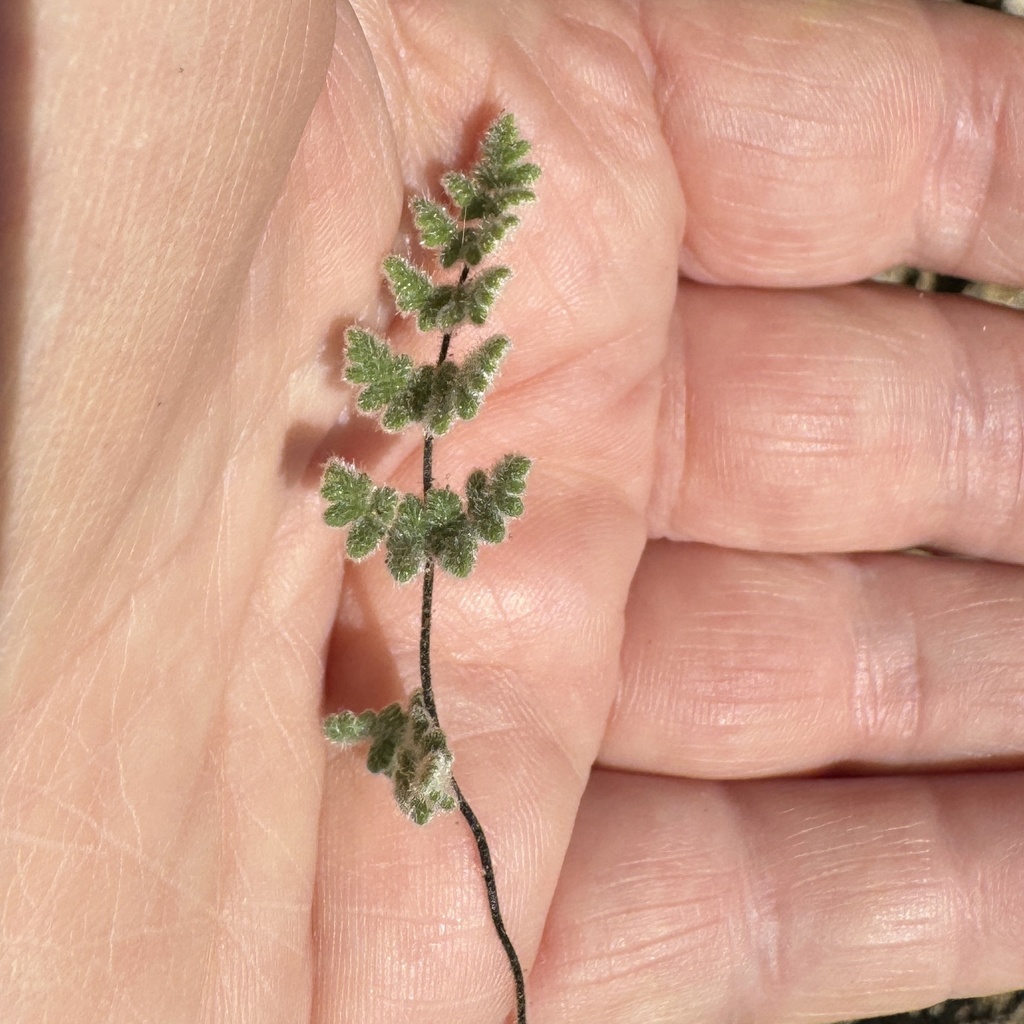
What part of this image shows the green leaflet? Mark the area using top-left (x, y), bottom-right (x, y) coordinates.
top-left (345, 327), bottom-right (413, 411)
top-left (476, 162), bottom-right (540, 198)
top-left (480, 112), bottom-right (533, 170)
top-left (320, 459), bottom-right (374, 526)
top-left (344, 327), bottom-right (511, 436)
top-left (428, 361), bottom-right (460, 436)
top-left (416, 284), bottom-right (462, 332)
top-left (321, 453), bottom-right (531, 582)
top-left (441, 114), bottom-right (540, 221)
top-left (322, 708), bottom-right (377, 745)
top-left (412, 197), bottom-right (458, 249)
top-left (456, 335), bottom-right (510, 420)
top-left (383, 255), bottom-right (434, 312)
top-left (365, 703), bottom-right (407, 774)
top-left (441, 171), bottom-right (477, 211)
top-left (320, 460), bottom-right (399, 559)
top-left (380, 364), bottom-right (434, 433)
top-left (411, 267), bottom-right (512, 331)
top-left (440, 215), bottom-right (520, 268)
top-left (465, 454), bottom-right (531, 544)
top-left (322, 689), bottom-right (455, 826)
top-left (385, 495), bottom-right (427, 583)
top-left (347, 484), bottom-right (400, 559)
top-left (477, 215), bottom-right (520, 254)
top-left (424, 488), bottom-right (478, 578)
top-left (466, 469), bottom-right (506, 544)
top-left (491, 453), bottom-right (531, 517)
top-left (424, 487), bottom-right (463, 529)
top-left (468, 266), bottom-right (512, 325)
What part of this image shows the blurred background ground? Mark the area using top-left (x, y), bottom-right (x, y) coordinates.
top-left (842, 990), bottom-right (1024, 1024)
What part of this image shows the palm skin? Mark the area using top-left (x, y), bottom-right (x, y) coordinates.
top-left (3, 1), bottom-right (1024, 1023)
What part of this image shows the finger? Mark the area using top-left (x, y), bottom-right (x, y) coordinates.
top-left (643, 0), bottom-right (1024, 286)
top-left (650, 282), bottom-right (1024, 562)
top-left (600, 542), bottom-right (1024, 779)
top-left (530, 769), bottom-right (1024, 1024)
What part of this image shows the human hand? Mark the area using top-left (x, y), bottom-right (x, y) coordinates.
top-left (3, 1), bottom-right (1023, 1022)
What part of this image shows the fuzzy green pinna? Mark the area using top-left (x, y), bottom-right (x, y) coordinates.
top-left (320, 113), bottom-right (539, 1024)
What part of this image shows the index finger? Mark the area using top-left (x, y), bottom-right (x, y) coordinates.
top-left (644, 0), bottom-right (1024, 286)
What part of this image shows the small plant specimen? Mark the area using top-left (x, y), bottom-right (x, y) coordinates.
top-left (320, 113), bottom-right (539, 1024)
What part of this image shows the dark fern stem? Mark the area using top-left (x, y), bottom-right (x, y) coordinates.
top-left (451, 777), bottom-right (528, 1024)
top-left (418, 261), bottom-right (528, 1024)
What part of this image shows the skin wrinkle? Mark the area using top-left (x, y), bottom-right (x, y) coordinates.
top-left (10, 794), bottom-right (205, 914)
top-left (941, 333), bottom-right (985, 510)
top-left (915, 780), bottom-right (963, 999)
top-left (114, 736), bottom-right (143, 865)
top-left (94, 35), bottom-right (227, 375)
top-left (239, 676), bottom-right (309, 807)
top-left (50, 464), bottom-right (224, 672)
top-left (961, 49), bottom-right (1010, 272)
top-left (939, 318), bottom-right (1024, 541)
top-left (646, 296), bottom-right (687, 540)
top-left (739, 844), bottom-right (785, 1024)
top-left (205, 482), bottom-right (232, 644)
top-left (850, 574), bottom-right (925, 757)
top-left (774, 809), bottom-right (942, 1016)
top-left (1010, 371), bottom-right (1024, 520)
top-left (918, 11), bottom-right (1008, 269)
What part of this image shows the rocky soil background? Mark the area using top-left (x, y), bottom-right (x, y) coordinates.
top-left (845, 990), bottom-right (1024, 1024)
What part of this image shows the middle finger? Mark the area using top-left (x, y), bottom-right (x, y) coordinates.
top-left (649, 282), bottom-right (1024, 563)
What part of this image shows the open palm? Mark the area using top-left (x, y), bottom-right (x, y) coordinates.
top-left (4, 1), bottom-right (1024, 1022)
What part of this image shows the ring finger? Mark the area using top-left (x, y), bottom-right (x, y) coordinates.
top-left (601, 541), bottom-right (1024, 778)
